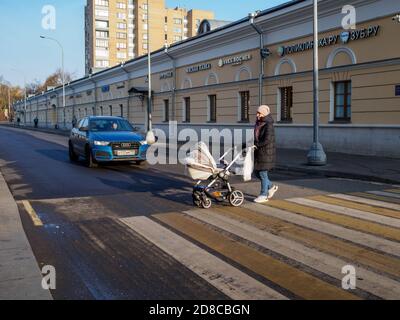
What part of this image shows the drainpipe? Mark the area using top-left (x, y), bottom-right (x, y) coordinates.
top-left (164, 44), bottom-right (176, 121)
top-left (121, 63), bottom-right (131, 121)
top-left (71, 84), bottom-right (76, 127)
top-left (88, 74), bottom-right (97, 116)
top-left (249, 12), bottom-right (264, 106)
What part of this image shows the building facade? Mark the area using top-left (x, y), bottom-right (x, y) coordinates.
top-left (85, 0), bottom-right (214, 74)
top-left (15, 0), bottom-right (400, 158)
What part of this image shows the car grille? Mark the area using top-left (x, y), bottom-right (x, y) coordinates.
top-left (111, 142), bottom-right (140, 150)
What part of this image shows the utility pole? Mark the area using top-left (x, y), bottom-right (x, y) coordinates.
top-left (307, 0), bottom-right (327, 166)
top-left (40, 36), bottom-right (65, 129)
top-left (146, 0), bottom-right (156, 144)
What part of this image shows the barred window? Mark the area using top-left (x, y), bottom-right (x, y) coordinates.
top-left (164, 100), bottom-right (169, 122)
top-left (334, 81), bottom-right (351, 121)
top-left (184, 97), bottom-right (190, 123)
top-left (280, 87), bottom-right (293, 122)
top-left (239, 91), bottom-right (250, 122)
top-left (208, 95), bottom-right (217, 123)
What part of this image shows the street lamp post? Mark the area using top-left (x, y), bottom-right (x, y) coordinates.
top-left (40, 35), bottom-right (65, 129)
top-left (307, 0), bottom-right (327, 166)
top-left (146, 0), bottom-right (156, 144)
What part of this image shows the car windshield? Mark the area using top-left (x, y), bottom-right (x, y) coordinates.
top-left (89, 119), bottom-right (134, 132)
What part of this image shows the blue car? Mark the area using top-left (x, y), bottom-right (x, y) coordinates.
top-left (68, 116), bottom-right (149, 167)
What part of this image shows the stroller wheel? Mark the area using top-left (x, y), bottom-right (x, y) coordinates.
top-left (201, 198), bottom-right (212, 209)
top-left (192, 192), bottom-right (202, 208)
top-left (229, 190), bottom-right (244, 207)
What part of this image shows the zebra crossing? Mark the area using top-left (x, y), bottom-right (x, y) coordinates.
top-left (119, 188), bottom-right (400, 300)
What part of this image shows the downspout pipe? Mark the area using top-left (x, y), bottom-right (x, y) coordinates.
top-left (164, 44), bottom-right (176, 121)
top-left (121, 63), bottom-right (131, 121)
top-left (88, 74), bottom-right (97, 116)
top-left (249, 12), bottom-right (264, 107)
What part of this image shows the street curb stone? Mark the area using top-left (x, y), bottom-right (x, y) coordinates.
top-left (0, 170), bottom-right (52, 300)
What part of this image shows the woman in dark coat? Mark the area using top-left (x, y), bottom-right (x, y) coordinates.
top-left (253, 105), bottom-right (278, 203)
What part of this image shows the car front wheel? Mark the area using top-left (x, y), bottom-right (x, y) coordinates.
top-left (69, 142), bottom-right (79, 162)
top-left (85, 146), bottom-right (98, 168)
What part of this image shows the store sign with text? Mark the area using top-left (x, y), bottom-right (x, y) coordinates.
top-left (218, 54), bottom-right (252, 67)
top-left (277, 25), bottom-right (380, 57)
top-left (160, 71), bottom-right (173, 80)
top-left (186, 63), bottom-right (212, 73)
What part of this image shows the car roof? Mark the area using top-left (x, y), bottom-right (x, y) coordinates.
top-left (88, 116), bottom-right (125, 120)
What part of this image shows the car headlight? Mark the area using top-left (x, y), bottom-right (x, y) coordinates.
top-left (94, 141), bottom-right (110, 146)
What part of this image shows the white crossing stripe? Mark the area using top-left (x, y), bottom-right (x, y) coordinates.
top-left (287, 198), bottom-right (400, 228)
top-left (120, 216), bottom-right (287, 300)
top-left (185, 209), bottom-right (400, 300)
top-left (245, 203), bottom-right (400, 257)
top-left (367, 191), bottom-right (400, 200)
top-left (329, 194), bottom-right (400, 211)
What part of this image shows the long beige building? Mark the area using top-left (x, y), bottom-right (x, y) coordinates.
top-left (14, 0), bottom-right (400, 158)
top-left (85, 0), bottom-right (214, 74)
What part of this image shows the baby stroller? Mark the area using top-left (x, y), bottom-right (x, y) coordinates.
top-left (184, 142), bottom-right (254, 209)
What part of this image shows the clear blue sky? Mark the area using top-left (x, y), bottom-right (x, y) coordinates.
top-left (0, 0), bottom-right (288, 87)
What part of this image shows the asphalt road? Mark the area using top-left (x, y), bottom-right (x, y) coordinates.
top-left (0, 126), bottom-right (398, 300)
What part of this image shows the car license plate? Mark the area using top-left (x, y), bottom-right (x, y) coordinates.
top-left (116, 150), bottom-right (137, 156)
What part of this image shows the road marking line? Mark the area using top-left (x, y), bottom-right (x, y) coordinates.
top-left (329, 194), bottom-right (400, 211)
top-left (287, 198), bottom-right (400, 228)
top-left (185, 209), bottom-right (400, 300)
top-left (211, 206), bottom-right (400, 279)
top-left (266, 200), bottom-right (400, 242)
top-left (120, 216), bottom-right (286, 300)
top-left (21, 200), bottom-right (43, 227)
top-left (352, 192), bottom-right (400, 205)
top-left (154, 212), bottom-right (359, 300)
top-left (309, 195), bottom-right (400, 220)
top-left (367, 191), bottom-right (400, 200)
top-left (386, 189), bottom-right (400, 194)
top-left (244, 203), bottom-right (400, 257)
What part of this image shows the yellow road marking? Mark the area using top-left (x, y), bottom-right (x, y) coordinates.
top-left (212, 206), bottom-right (400, 279)
top-left (352, 192), bottom-right (400, 205)
top-left (154, 212), bottom-right (360, 300)
top-left (309, 195), bottom-right (400, 220)
top-left (21, 200), bottom-right (43, 227)
top-left (386, 189), bottom-right (400, 194)
top-left (266, 200), bottom-right (400, 242)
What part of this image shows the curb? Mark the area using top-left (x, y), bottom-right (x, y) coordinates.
top-left (0, 124), bottom-right (69, 137)
top-left (0, 170), bottom-right (52, 300)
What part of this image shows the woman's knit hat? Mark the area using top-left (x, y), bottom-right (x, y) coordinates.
top-left (257, 105), bottom-right (271, 117)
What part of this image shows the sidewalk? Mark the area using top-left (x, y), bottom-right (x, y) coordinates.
top-left (1, 122), bottom-right (400, 185)
top-left (0, 170), bottom-right (52, 300)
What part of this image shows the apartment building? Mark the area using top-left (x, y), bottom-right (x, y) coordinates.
top-left (85, 0), bottom-right (214, 74)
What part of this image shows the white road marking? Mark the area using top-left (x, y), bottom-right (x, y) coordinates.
top-left (367, 191), bottom-right (400, 200)
top-left (329, 194), bottom-right (400, 211)
top-left (185, 209), bottom-right (400, 300)
top-left (245, 203), bottom-right (400, 257)
top-left (120, 216), bottom-right (287, 300)
top-left (287, 198), bottom-right (400, 227)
